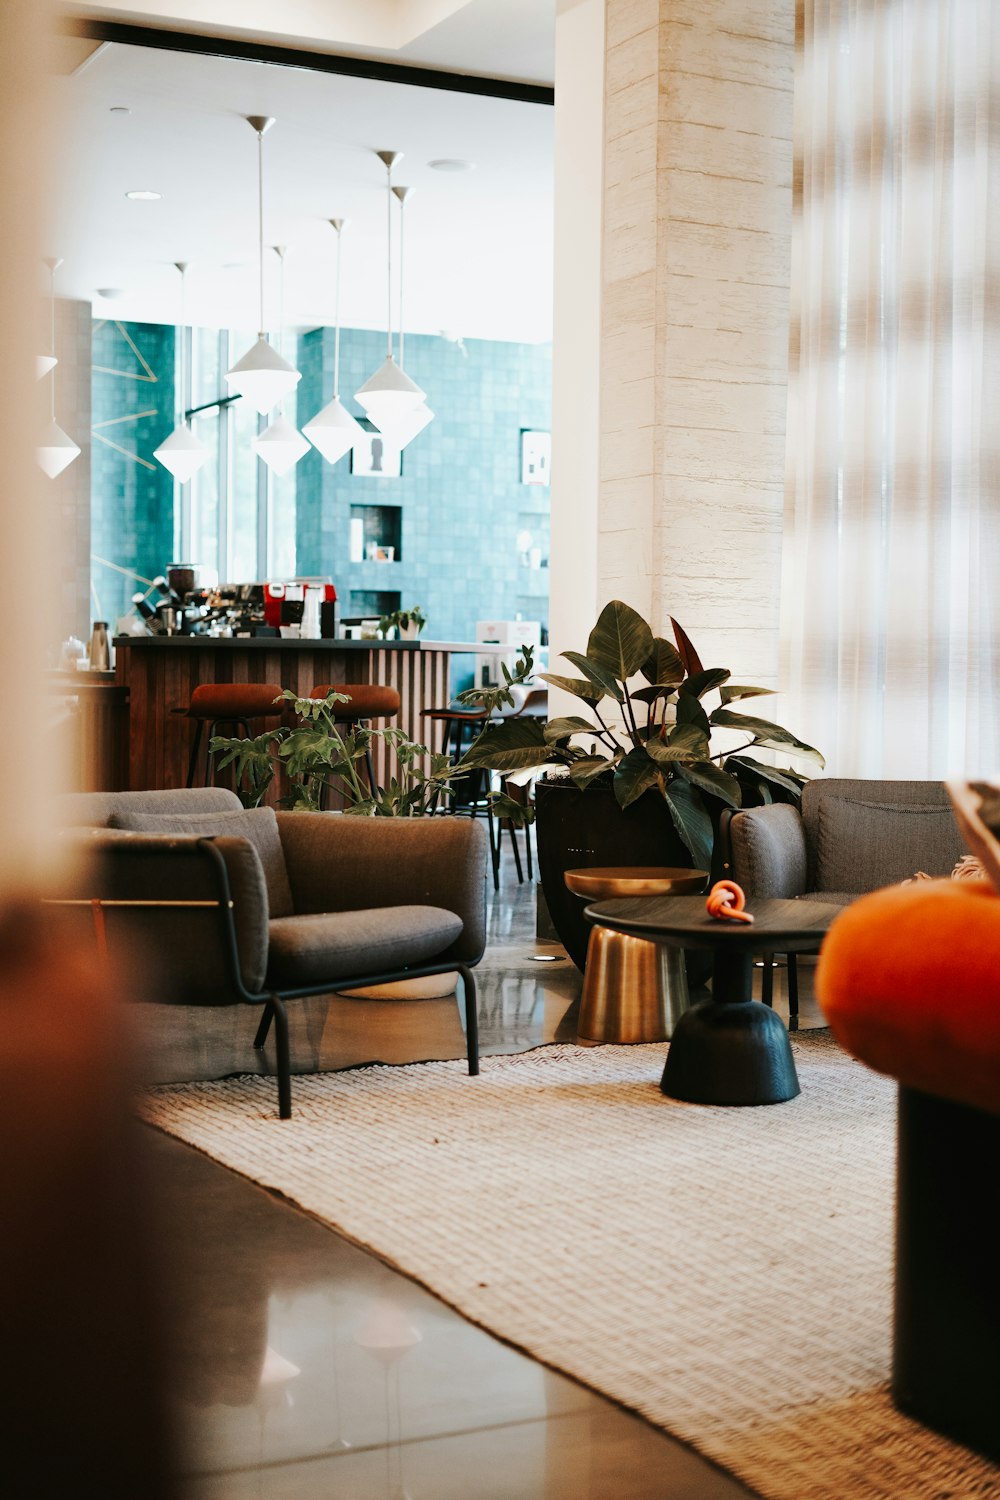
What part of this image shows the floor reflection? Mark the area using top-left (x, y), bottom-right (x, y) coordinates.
top-left (142, 859), bottom-right (811, 1498)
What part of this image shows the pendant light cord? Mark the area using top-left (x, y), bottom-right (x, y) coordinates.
top-left (257, 128), bottom-right (265, 338)
top-left (333, 225), bottom-right (342, 399)
top-left (49, 263), bottom-right (56, 421)
top-left (385, 159), bottom-right (393, 361)
top-left (399, 197), bottom-right (406, 370)
top-left (178, 266), bottom-right (186, 425)
top-left (276, 248), bottom-right (286, 415)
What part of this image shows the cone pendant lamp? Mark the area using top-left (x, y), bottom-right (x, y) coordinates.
top-left (252, 246), bottom-right (308, 476)
top-left (390, 183), bottom-right (433, 450)
top-left (37, 258), bottom-right (80, 478)
top-left (154, 262), bottom-right (209, 482)
top-left (226, 117), bottom-right (301, 415)
top-left (303, 218), bottom-right (364, 464)
top-left (354, 151), bottom-right (426, 437)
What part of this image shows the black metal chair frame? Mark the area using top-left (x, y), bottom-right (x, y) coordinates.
top-left (428, 712), bottom-right (530, 891)
top-left (46, 838), bottom-right (480, 1121)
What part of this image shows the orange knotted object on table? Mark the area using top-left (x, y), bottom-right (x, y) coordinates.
top-left (705, 879), bottom-right (755, 923)
top-left (816, 878), bottom-right (1000, 1116)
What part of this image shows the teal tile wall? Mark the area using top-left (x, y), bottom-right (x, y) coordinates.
top-left (295, 327), bottom-right (552, 653)
top-left (90, 320), bottom-right (176, 627)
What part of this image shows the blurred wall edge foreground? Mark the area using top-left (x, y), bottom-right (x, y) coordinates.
top-left (0, 6), bottom-right (177, 1494)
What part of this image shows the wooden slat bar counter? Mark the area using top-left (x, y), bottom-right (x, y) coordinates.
top-left (115, 635), bottom-right (456, 794)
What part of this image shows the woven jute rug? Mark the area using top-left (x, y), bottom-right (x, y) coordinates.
top-left (141, 1035), bottom-right (1000, 1499)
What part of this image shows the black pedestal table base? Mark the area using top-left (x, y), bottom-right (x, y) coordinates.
top-left (584, 896), bottom-right (842, 1107)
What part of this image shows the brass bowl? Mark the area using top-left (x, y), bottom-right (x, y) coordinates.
top-left (564, 866), bottom-right (708, 901)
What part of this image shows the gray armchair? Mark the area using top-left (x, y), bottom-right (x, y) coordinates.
top-left (728, 779), bottom-right (967, 1014)
top-left (50, 789), bottom-right (489, 1118)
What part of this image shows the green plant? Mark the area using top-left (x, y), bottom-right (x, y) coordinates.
top-left (210, 689), bottom-right (455, 816)
top-left (454, 599), bottom-right (824, 869)
top-left (378, 604), bottom-right (427, 637)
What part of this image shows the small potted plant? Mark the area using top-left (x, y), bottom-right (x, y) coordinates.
top-left (378, 605), bottom-right (427, 641)
top-left (210, 689), bottom-right (453, 814)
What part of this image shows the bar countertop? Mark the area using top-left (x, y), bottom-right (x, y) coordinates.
top-left (114, 636), bottom-right (522, 655)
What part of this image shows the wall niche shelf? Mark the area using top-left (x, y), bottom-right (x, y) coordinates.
top-left (350, 503), bottom-right (403, 564)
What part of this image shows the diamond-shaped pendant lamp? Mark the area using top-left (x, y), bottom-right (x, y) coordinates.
top-left (37, 418), bottom-right (81, 478)
top-left (37, 257), bottom-right (80, 478)
top-left (304, 218), bottom-right (364, 464)
top-left (154, 262), bottom-right (209, 482)
top-left (252, 246), bottom-right (309, 475)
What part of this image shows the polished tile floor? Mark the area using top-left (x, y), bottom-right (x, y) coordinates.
top-left (140, 848), bottom-right (826, 1499)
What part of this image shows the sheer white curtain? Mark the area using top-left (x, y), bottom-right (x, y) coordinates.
top-left (781, 0), bottom-right (1000, 777)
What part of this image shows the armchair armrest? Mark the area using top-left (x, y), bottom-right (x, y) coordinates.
top-left (729, 803), bottom-right (808, 899)
top-left (276, 814), bottom-right (489, 963)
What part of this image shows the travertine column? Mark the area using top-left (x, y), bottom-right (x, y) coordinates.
top-left (599, 0), bottom-right (795, 683)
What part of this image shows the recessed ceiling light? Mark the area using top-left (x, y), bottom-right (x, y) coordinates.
top-left (96, 288), bottom-right (126, 300)
top-left (109, 105), bottom-right (131, 115)
top-left (428, 158), bottom-right (475, 173)
top-left (125, 189), bottom-right (161, 201)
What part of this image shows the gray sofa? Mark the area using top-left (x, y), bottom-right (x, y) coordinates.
top-left (728, 779), bottom-right (967, 1013)
top-left (51, 788), bottom-right (489, 1118)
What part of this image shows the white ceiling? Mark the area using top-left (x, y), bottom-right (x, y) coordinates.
top-left (48, 10), bottom-right (555, 342)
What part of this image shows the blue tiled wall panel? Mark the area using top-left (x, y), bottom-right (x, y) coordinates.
top-left (295, 327), bottom-right (552, 648)
top-left (91, 320), bottom-right (176, 627)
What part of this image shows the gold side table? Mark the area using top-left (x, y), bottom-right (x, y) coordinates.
top-left (564, 867), bottom-right (708, 1043)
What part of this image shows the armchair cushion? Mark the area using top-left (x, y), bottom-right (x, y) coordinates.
top-left (816, 797), bottom-right (964, 893)
top-left (276, 813), bottom-right (488, 963)
top-left (266, 905), bottom-right (463, 988)
top-left (108, 806), bottom-right (294, 918)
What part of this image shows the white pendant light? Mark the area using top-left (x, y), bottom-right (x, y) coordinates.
top-left (154, 261), bottom-right (209, 482)
top-left (225, 116), bottom-right (301, 415)
top-left (354, 150), bottom-right (427, 435)
top-left (253, 246), bottom-right (308, 475)
top-left (391, 183), bottom-right (434, 449)
top-left (37, 257), bottom-right (80, 478)
top-left (253, 412), bottom-right (309, 475)
top-left (303, 218), bottom-right (364, 464)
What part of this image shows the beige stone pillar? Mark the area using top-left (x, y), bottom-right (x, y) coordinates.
top-left (599, 0), bottom-right (795, 683)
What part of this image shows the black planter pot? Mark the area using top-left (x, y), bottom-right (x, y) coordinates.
top-left (535, 778), bottom-right (703, 972)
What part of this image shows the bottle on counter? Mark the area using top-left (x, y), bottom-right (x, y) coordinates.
top-left (89, 621), bottom-right (110, 671)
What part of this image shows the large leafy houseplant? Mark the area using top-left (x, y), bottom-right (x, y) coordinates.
top-left (454, 600), bottom-right (824, 870)
top-left (210, 689), bottom-right (455, 815)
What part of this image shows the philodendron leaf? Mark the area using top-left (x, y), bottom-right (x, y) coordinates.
top-left (613, 747), bottom-right (662, 809)
top-left (724, 755), bottom-right (809, 798)
top-left (670, 617), bottom-right (705, 678)
top-left (680, 667), bottom-right (731, 701)
top-left (569, 754), bottom-right (619, 788)
top-left (719, 684), bottom-right (777, 706)
top-left (675, 759), bottom-right (742, 808)
top-left (456, 717), bottom-right (565, 774)
top-left (587, 600), bottom-right (655, 681)
top-left (709, 710), bottom-right (826, 767)
top-left (631, 684), bottom-right (675, 706)
top-left (544, 715), bottom-right (599, 744)
top-left (539, 672), bottom-right (605, 705)
top-left (562, 650), bottom-right (624, 703)
top-left (664, 778), bottom-right (714, 871)
top-left (645, 720), bottom-right (710, 761)
top-left (641, 637), bottom-right (685, 686)
top-left (676, 691), bottom-right (711, 738)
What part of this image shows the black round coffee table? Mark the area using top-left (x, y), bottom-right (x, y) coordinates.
top-left (585, 895), bottom-right (843, 1105)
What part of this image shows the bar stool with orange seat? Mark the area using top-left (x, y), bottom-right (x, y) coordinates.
top-left (176, 683), bottom-right (285, 788)
top-left (310, 682), bottom-right (401, 788)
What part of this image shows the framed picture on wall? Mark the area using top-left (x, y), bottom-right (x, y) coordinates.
top-left (351, 431), bottom-right (402, 478)
top-left (520, 429), bottom-right (551, 486)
